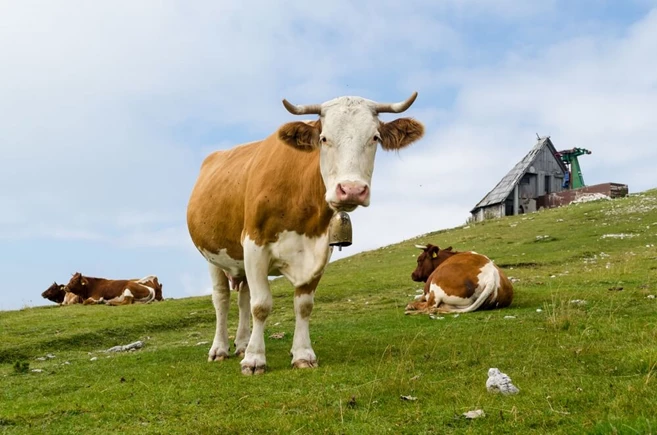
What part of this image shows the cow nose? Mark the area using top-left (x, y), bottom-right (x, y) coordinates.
top-left (335, 182), bottom-right (369, 204)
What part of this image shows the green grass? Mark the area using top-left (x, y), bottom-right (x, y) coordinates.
top-left (2, 189), bottom-right (657, 434)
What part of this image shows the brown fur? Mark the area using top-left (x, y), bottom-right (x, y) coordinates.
top-left (294, 275), bottom-right (322, 296)
top-left (187, 121), bottom-right (334, 254)
top-left (63, 272), bottom-right (155, 305)
top-left (188, 117), bottom-right (425, 257)
top-left (41, 282), bottom-right (82, 305)
top-left (131, 276), bottom-right (163, 301)
top-left (41, 282), bottom-right (66, 304)
top-left (277, 121), bottom-right (322, 151)
top-left (411, 244), bottom-right (457, 284)
top-left (406, 247), bottom-right (514, 314)
top-left (379, 118), bottom-right (425, 151)
top-left (431, 253), bottom-right (490, 299)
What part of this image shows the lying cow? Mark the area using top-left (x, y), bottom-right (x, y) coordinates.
top-left (41, 282), bottom-right (82, 305)
top-left (405, 244), bottom-right (513, 314)
top-left (63, 273), bottom-right (162, 306)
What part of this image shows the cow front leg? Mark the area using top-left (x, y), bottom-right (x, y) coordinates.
top-left (208, 264), bottom-right (231, 362)
top-left (241, 238), bottom-right (271, 375)
top-left (291, 276), bottom-right (321, 369)
top-left (234, 281), bottom-right (251, 357)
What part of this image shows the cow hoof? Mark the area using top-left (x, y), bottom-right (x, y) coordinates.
top-left (234, 348), bottom-right (246, 358)
top-left (208, 350), bottom-right (230, 362)
top-left (241, 364), bottom-right (266, 375)
top-left (292, 359), bottom-right (318, 369)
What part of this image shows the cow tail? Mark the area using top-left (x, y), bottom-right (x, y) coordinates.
top-left (449, 264), bottom-right (500, 313)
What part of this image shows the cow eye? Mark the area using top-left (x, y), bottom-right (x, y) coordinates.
top-left (320, 136), bottom-right (327, 143)
top-left (373, 134), bottom-right (381, 142)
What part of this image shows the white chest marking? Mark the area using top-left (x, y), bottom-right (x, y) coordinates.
top-left (268, 230), bottom-right (333, 287)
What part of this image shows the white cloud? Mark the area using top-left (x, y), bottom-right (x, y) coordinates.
top-left (1, 1), bottom-right (656, 310)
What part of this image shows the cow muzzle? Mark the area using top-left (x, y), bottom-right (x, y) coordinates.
top-left (332, 182), bottom-right (370, 210)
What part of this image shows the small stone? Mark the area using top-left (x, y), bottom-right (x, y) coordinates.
top-left (486, 368), bottom-right (519, 395)
top-left (463, 409), bottom-right (485, 419)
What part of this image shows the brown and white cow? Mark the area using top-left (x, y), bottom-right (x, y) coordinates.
top-left (41, 282), bottom-right (82, 305)
top-left (187, 92), bottom-right (425, 375)
top-left (405, 244), bottom-right (513, 314)
top-left (63, 273), bottom-right (161, 306)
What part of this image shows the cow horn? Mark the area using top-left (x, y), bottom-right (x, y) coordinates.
top-left (373, 91), bottom-right (418, 114)
top-left (282, 99), bottom-right (322, 115)
top-left (414, 244), bottom-right (427, 250)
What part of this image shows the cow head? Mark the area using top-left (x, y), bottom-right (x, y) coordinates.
top-left (411, 244), bottom-right (455, 282)
top-left (63, 272), bottom-right (89, 297)
top-left (278, 92), bottom-right (425, 212)
top-left (41, 282), bottom-right (66, 304)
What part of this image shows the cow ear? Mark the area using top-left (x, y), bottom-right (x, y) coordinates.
top-left (429, 245), bottom-right (440, 258)
top-left (379, 118), bottom-right (425, 151)
top-left (445, 246), bottom-right (453, 251)
top-left (278, 121), bottom-right (321, 152)
top-left (81, 278), bottom-right (88, 286)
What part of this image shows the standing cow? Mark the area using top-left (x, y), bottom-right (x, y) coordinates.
top-left (406, 244), bottom-right (513, 314)
top-left (187, 92), bottom-right (425, 375)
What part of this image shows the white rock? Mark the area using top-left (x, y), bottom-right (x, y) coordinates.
top-left (31, 369), bottom-right (43, 373)
top-left (486, 368), bottom-right (519, 395)
top-left (504, 315), bottom-right (516, 319)
top-left (105, 341), bottom-right (144, 353)
top-left (463, 409), bottom-right (485, 419)
top-left (90, 357), bottom-right (98, 361)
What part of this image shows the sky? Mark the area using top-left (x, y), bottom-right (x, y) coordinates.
top-left (1, 0), bottom-right (656, 311)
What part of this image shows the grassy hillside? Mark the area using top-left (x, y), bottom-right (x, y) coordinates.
top-left (2, 188), bottom-right (657, 434)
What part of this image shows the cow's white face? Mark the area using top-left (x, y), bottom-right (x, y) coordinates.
top-left (318, 100), bottom-right (380, 211)
top-left (278, 93), bottom-right (425, 212)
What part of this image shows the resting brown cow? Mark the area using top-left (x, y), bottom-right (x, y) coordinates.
top-left (63, 272), bottom-right (161, 306)
top-left (406, 244), bottom-right (513, 314)
top-left (41, 282), bottom-right (82, 305)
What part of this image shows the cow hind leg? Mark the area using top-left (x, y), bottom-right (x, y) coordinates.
top-left (105, 289), bottom-right (134, 306)
top-left (208, 264), bottom-right (231, 362)
top-left (83, 297), bottom-right (102, 305)
top-left (234, 281), bottom-right (251, 357)
top-left (291, 276), bottom-right (321, 369)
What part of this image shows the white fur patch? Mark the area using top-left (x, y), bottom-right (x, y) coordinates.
top-left (269, 230), bottom-right (333, 287)
top-left (136, 275), bottom-right (157, 284)
top-left (427, 256), bottom-right (501, 313)
top-left (319, 100), bottom-right (379, 208)
top-left (199, 247), bottom-right (245, 279)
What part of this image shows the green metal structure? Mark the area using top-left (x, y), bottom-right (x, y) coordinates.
top-left (556, 147), bottom-right (592, 189)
